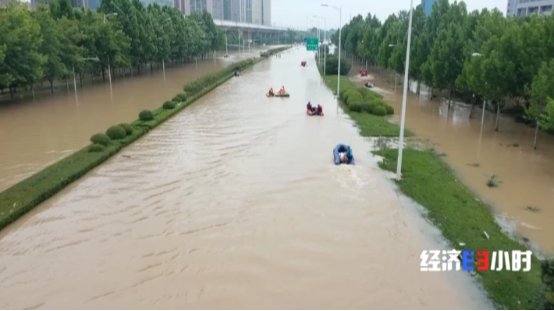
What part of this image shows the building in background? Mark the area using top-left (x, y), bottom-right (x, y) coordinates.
top-left (421, 0), bottom-right (437, 16)
top-left (507, 0), bottom-right (554, 17)
top-left (175, 0), bottom-right (270, 25)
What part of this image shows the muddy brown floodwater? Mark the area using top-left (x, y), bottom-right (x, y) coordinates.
top-left (0, 48), bottom-right (263, 192)
top-left (0, 48), bottom-right (491, 309)
top-left (362, 70), bottom-right (554, 255)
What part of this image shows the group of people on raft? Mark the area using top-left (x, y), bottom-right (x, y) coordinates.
top-left (306, 102), bottom-right (324, 116)
top-left (268, 86), bottom-right (287, 96)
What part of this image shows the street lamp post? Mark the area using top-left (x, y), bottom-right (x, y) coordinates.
top-left (396, 0), bottom-right (414, 180)
top-left (322, 3), bottom-right (342, 100)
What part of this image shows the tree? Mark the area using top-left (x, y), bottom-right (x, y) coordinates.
top-left (0, 3), bottom-right (44, 97)
top-left (528, 60), bottom-right (554, 148)
top-left (34, 3), bottom-right (67, 93)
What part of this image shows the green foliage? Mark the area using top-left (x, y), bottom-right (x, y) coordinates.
top-left (183, 58), bottom-right (255, 95)
top-left (172, 93), bottom-right (187, 103)
top-left (88, 143), bottom-right (105, 153)
top-left (325, 55), bottom-right (352, 75)
top-left (106, 125), bottom-right (127, 140)
top-left (90, 133), bottom-right (111, 146)
top-left (375, 148), bottom-right (543, 309)
top-left (0, 0), bottom-right (229, 95)
top-left (0, 3), bottom-right (45, 92)
top-left (163, 100), bottom-right (176, 109)
top-left (542, 260), bottom-right (554, 309)
top-left (322, 75), bottom-right (393, 117)
top-left (139, 110), bottom-right (154, 121)
top-left (334, 2), bottom-right (554, 125)
top-left (372, 105), bottom-right (388, 116)
top-left (528, 61), bottom-right (554, 131)
top-left (119, 123), bottom-right (133, 135)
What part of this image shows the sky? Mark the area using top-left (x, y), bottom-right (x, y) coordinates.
top-left (272, 0), bottom-right (507, 30)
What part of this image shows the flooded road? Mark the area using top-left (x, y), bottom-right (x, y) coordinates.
top-left (0, 48), bottom-right (490, 308)
top-left (363, 71), bottom-right (554, 255)
top-left (0, 48), bottom-right (262, 192)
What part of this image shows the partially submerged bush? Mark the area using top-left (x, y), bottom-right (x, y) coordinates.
top-left (348, 102), bottom-right (365, 112)
top-left (119, 123), bottom-right (133, 135)
top-left (90, 133), bottom-right (111, 146)
top-left (139, 110), bottom-right (154, 121)
top-left (163, 101), bottom-right (177, 109)
top-left (106, 125), bottom-right (127, 140)
top-left (372, 105), bottom-right (388, 116)
top-left (172, 93), bottom-right (187, 103)
top-left (88, 143), bottom-right (105, 153)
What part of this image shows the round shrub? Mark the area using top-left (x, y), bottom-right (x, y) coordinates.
top-left (139, 110), bottom-right (154, 121)
top-left (346, 92), bottom-right (363, 106)
top-left (348, 103), bottom-right (364, 112)
top-left (372, 105), bottom-right (388, 116)
top-left (344, 89), bottom-right (361, 102)
top-left (173, 93), bottom-right (187, 103)
top-left (88, 143), bottom-right (105, 153)
top-left (90, 133), bottom-right (111, 146)
top-left (119, 123), bottom-right (133, 135)
top-left (106, 125), bottom-right (127, 140)
top-left (339, 87), bottom-right (353, 101)
top-left (163, 101), bottom-right (176, 109)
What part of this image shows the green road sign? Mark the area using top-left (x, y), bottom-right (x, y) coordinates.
top-left (306, 37), bottom-right (319, 51)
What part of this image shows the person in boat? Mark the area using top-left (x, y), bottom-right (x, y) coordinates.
top-left (333, 144), bottom-right (354, 165)
top-left (279, 86), bottom-right (286, 95)
top-left (316, 104), bottom-right (323, 115)
top-left (268, 87), bottom-right (275, 96)
top-left (307, 102), bottom-right (314, 112)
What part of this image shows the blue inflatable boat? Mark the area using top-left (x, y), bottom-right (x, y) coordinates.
top-left (333, 144), bottom-right (354, 165)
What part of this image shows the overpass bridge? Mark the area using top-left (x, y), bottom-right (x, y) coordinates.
top-left (213, 19), bottom-right (291, 48)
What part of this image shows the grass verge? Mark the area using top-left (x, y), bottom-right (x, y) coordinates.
top-left (374, 148), bottom-right (544, 309)
top-left (0, 46), bottom-right (290, 231)
top-left (319, 73), bottom-right (406, 137)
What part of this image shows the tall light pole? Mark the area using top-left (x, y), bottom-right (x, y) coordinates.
top-left (322, 3), bottom-right (342, 100)
top-left (396, 0), bottom-right (414, 180)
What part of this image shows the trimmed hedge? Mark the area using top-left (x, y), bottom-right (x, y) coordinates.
top-left (90, 133), bottom-right (111, 146)
top-left (172, 93), bottom-right (187, 103)
top-left (183, 58), bottom-right (255, 96)
top-left (163, 101), bottom-right (177, 109)
top-left (119, 123), bottom-right (133, 135)
top-left (338, 85), bottom-right (394, 116)
top-left (88, 144), bottom-right (105, 153)
top-left (139, 110), bottom-right (154, 121)
top-left (106, 125), bottom-right (127, 140)
top-left (260, 46), bottom-right (289, 58)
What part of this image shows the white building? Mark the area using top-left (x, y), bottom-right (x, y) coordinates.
top-left (507, 0), bottom-right (554, 17)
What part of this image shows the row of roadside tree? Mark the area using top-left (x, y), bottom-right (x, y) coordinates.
top-left (0, 0), bottom-right (226, 97)
top-left (332, 0), bottom-right (554, 141)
